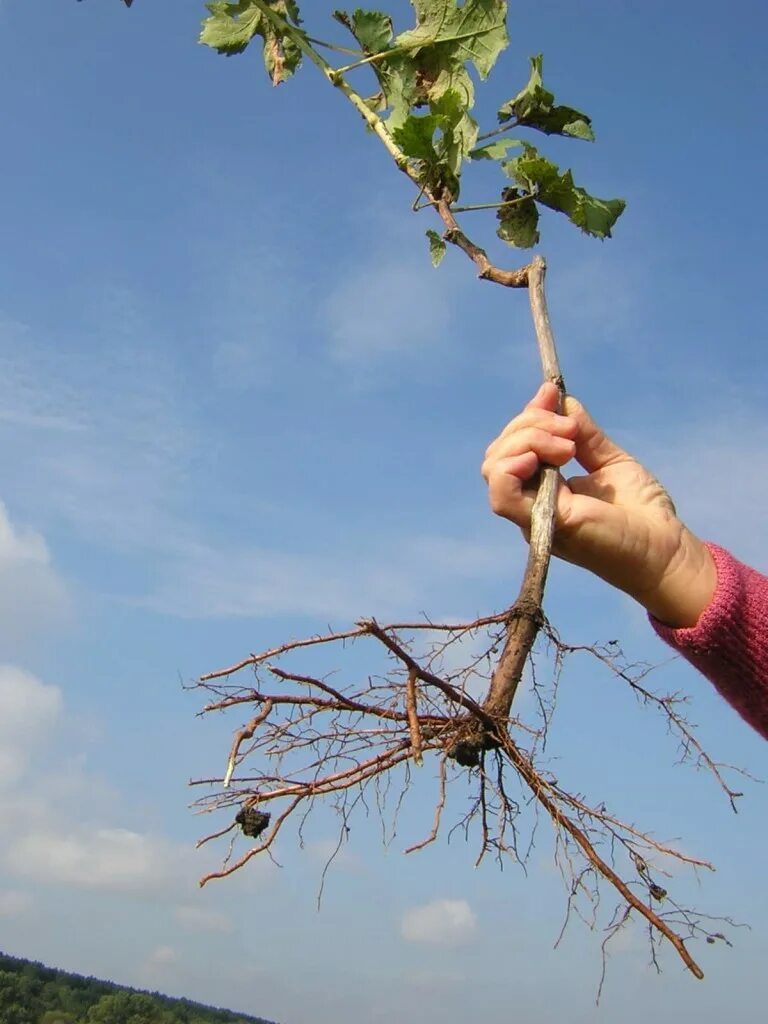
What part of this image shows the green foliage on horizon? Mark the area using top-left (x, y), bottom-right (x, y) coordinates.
top-left (0, 952), bottom-right (275, 1024)
top-left (197, 2), bottom-right (625, 254)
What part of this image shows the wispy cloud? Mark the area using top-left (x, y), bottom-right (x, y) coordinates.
top-left (140, 530), bottom-right (517, 622)
top-left (203, 244), bottom-right (302, 393)
top-left (0, 889), bottom-right (34, 918)
top-left (0, 318), bottom-right (87, 434)
top-left (547, 252), bottom-right (639, 349)
top-left (149, 944), bottom-right (179, 966)
top-left (400, 898), bottom-right (477, 947)
top-left (0, 304), bottom-right (192, 553)
top-left (175, 905), bottom-right (234, 934)
top-left (322, 221), bottom-right (469, 380)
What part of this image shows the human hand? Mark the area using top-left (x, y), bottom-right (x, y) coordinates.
top-left (481, 382), bottom-right (716, 628)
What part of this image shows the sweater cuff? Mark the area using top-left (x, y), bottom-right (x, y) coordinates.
top-left (648, 543), bottom-right (739, 651)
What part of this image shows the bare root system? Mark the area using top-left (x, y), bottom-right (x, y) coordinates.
top-left (191, 614), bottom-right (745, 985)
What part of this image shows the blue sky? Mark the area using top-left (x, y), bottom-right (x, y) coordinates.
top-left (1, 0), bottom-right (767, 1021)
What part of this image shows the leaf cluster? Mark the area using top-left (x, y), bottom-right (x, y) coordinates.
top-left (200, 1), bottom-right (303, 84)
top-left (198, 2), bottom-right (625, 253)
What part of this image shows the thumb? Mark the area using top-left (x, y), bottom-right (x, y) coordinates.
top-left (564, 396), bottom-right (630, 473)
top-left (526, 380), bottom-right (562, 414)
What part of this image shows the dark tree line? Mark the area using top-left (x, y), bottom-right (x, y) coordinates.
top-left (0, 953), bottom-right (276, 1024)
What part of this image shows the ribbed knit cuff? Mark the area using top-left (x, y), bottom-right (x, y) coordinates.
top-left (649, 542), bottom-right (768, 738)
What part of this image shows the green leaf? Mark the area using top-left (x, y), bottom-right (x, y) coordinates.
top-left (470, 138), bottom-right (523, 160)
top-left (496, 190), bottom-right (539, 248)
top-left (200, 0), bottom-right (261, 55)
top-left (391, 90), bottom-right (475, 190)
top-left (200, 0), bottom-right (303, 85)
top-left (426, 229), bottom-right (447, 266)
top-left (391, 114), bottom-right (442, 161)
top-left (503, 143), bottom-right (625, 238)
top-left (498, 54), bottom-right (594, 141)
top-left (334, 8), bottom-right (394, 54)
top-left (430, 89), bottom-right (477, 177)
top-left (397, 1), bottom-right (509, 79)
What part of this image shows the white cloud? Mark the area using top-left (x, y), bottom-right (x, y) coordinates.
top-left (150, 945), bottom-right (179, 966)
top-left (0, 666), bottom-right (192, 898)
top-left (175, 905), bottom-right (234, 934)
top-left (400, 898), bottom-right (477, 947)
top-left (0, 664), bottom-right (63, 742)
top-left (304, 838), bottom-right (360, 871)
top-left (0, 664), bottom-right (63, 783)
top-left (0, 503), bottom-right (71, 651)
top-left (0, 889), bottom-right (33, 917)
top-left (5, 827), bottom-right (184, 895)
top-left (0, 503), bottom-right (49, 562)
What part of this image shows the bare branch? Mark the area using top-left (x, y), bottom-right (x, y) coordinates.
top-left (405, 667), bottom-right (424, 767)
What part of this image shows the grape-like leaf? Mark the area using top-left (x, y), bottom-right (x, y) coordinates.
top-left (496, 189), bottom-right (540, 248)
top-left (431, 89), bottom-right (477, 176)
top-left (392, 89), bottom-right (474, 193)
top-left (503, 143), bottom-right (625, 238)
top-left (397, 1), bottom-right (509, 80)
top-left (426, 229), bottom-right (447, 266)
top-left (200, 0), bottom-right (303, 85)
top-left (200, 0), bottom-right (262, 54)
top-left (333, 8), bottom-right (393, 54)
top-left (470, 138), bottom-right (523, 161)
top-left (391, 113), bottom-right (442, 161)
top-left (498, 54), bottom-right (594, 141)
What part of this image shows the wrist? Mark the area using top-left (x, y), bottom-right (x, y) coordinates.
top-left (635, 530), bottom-right (717, 628)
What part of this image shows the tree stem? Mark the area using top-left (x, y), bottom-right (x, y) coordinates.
top-left (253, 2), bottom-right (561, 747)
top-left (305, 36), bottom-right (364, 56)
top-left (451, 194), bottom-right (535, 213)
top-left (483, 256), bottom-right (563, 717)
top-left (476, 119), bottom-right (521, 142)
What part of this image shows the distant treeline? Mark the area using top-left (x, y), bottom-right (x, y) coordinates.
top-left (0, 952), bottom-right (278, 1024)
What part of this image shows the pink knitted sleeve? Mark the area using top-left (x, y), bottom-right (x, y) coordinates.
top-left (649, 543), bottom-right (768, 739)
